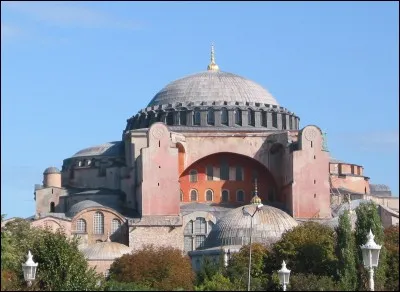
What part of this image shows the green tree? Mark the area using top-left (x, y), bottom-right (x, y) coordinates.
top-left (355, 201), bottom-right (387, 290)
top-left (195, 255), bottom-right (225, 286)
top-left (109, 245), bottom-right (195, 291)
top-left (288, 273), bottom-right (339, 291)
top-left (265, 222), bottom-right (338, 278)
top-left (335, 210), bottom-right (357, 290)
top-left (195, 272), bottom-right (236, 291)
top-left (226, 243), bottom-right (268, 291)
top-left (383, 224), bottom-right (399, 291)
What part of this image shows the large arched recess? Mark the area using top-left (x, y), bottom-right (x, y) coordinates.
top-left (179, 152), bottom-right (280, 206)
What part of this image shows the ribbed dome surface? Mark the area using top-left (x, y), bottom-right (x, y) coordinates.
top-left (81, 242), bottom-right (131, 260)
top-left (147, 70), bottom-right (278, 107)
top-left (207, 204), bottom-right (298, 247)
top-left (67, 200), bottom-right (104, 217)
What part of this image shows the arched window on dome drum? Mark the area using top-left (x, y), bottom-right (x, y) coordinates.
top-left (261, 110), bottom-right (267, 127)
top-left (221, 190), bottom-right (229, 203)
top-left (206, 189), bottom-right (213, 201)
top-left (76, 219), bottom-right (86, 233)
top-left (189, 170), bottom-right (198, 182)
top-left (207, 108), bottom-right (214, 125)
top-left (221, 108), bottom-right (228, 125)
top-left (179, 111), bottom-right (187, 125)
top-left (236, 190), bottom-right (245, 202)
top-left (111, 219), bottom-right (121, 234)
top-left (235, 108), bottom-right (242, 125)
top-left (93, 212), bottom-right (104, 235)
top-left (193, 108), bottom-right (201, 125)
top-left (184, 217), bottom-right (214, 253)
top-left (206, 165), bottom-right (213, 181)
top-left (166, 112), bottom-right (174, 126)
top-left (272, 112), bottom-right (278, 128)
top-left (190, 189), bottom-right (198, 201)
top-left (248, 109), bottom-right (255, 126)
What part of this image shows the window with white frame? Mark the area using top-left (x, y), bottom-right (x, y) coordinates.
top-left (190, 189), bottom-right (198, 201)
top-left (189, 169), bottom-right (198, 182)
top-left (93, 212), bottom-right (104, 234)
top-left (111, 218), bottom-right (121, 234)
top-left (206, 189), bottom-right (213, 201)
top-left (76, 218), bottom-right (86, 233)
top-left (183, 217), bottom-right (214, 253)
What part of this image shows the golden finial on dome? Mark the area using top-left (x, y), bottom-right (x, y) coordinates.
top-left (250, 178), bottom-right (263, 205)
top-left (207, 43), bottom-right (220, 71)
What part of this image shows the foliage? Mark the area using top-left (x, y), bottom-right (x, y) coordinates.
top-left (109, 245), bottom-right (195, 291)
top-left (384, 224), bottom-right (399, 291)
top-left (335, 210), bottom-right (357, 291)
top-left (355, 201), bottom-right (387, 291)
top-left (1, 269), bottom-right (19, 291)
top-left (195, 254), bottom-right (225, 286)
top-left (195, 272), bottom-right (236, 291)
top-left (103, 280), bottom-right (155, 291)
top-left (265, 222), bottom-right (338, 278)
top-left (288, 273), bottom-right (339, 291)
top-left (226, 243), bottom-right (269, 291)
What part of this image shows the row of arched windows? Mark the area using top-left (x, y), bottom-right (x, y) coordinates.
top-left (75, 212), bottom-right (122, 235)
top-left (181, 189), bottom-right (246, 203)
top-left (189, 165), bottom-right (247, 182)
top-left (184, 217), bottom-right (214, 252)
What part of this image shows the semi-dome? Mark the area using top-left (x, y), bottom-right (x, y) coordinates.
top-left (81, 241), bottom-right (131, 260)
top-left (43, 167), bottom-right (60, 174)
top-left (147, 70), bottom-right (278, 107)
top-left (72, 141), bottom-right (123, 158)
top-left (67, 200), bottom-right (104, 217)
top-left (207, 204), bottom-right (298, 247)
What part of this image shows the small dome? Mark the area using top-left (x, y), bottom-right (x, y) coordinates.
top-left (72, 141), bottom-right (123, 158)
top-left (43, 167), bottom-right (60, 174)
top-left (81, 242), bottom-right (131, 260)
top-left (207, 204), bottom-right (298, 247)
top-left (147, 70), bottom-right (278, 107)
top-left (67, 200), bottom-right (104, 217)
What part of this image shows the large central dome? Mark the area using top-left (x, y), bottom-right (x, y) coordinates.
top-left (147, 70), bottom-right (278, 107)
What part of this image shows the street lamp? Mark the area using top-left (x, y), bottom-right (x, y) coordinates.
top-left (360, 229), bottom-right (381, 291)
top-left (242, 178), bottom-right (263, 292)
top-left (277, 260), bottom-right (291, 291)
top-left (22, 250), bottom-right (38, 287)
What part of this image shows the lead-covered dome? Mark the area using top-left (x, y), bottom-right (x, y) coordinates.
top-left (207, 204), bottom-right (298, 247)
top-left (147, 70), bottom-right (278, 107)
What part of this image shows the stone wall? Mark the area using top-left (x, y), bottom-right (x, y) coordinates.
top-left (128, 226), bottom-right (184, 252)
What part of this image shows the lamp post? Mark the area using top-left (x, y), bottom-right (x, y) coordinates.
top-left (242, 202), bottom-right (263, 291)
top-left (277, 260), bottom-right (291, 291)
top-left (22, 250), bottom-right (38, 287)
top-left (360, 229), bottom-right (381, 291)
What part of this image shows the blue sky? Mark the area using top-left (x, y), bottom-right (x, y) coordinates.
top-left (1, 1), bottom-right (398, 219)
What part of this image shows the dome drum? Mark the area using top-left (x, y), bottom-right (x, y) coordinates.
top-left (125, 103), bottom-right (299, 131)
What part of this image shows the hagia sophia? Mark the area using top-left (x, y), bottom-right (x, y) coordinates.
top-left (5, 46), bottom-right (398, 275)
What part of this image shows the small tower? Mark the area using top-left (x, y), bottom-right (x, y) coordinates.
top-left (43, 167), bottom-right (61, 188)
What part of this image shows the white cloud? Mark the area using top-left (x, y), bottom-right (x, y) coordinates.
top-left (2, 1), bottom-right (142, 30)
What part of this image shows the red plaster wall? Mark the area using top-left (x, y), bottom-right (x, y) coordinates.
top-left (179, 153), bottom-right (278, 205)
top-left (292, 126), bottom-right (331, 219)
top-left (330, 174), bottom-right (370, 194)
top-left (141, 123), bottom-right (180, 216)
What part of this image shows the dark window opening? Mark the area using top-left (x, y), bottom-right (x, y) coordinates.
top-left (248, 109), bottom-right (255, 126)
top-left (235, 109), bottom-right (242, 125)
top-left (221, 190), bottom-right (229, 202)
top-left (221, 108), bottom-right (228, 125)
top-left (220, 159), bottom-right (229, 180)
top-left (193, 109), bottom-right (201, 125)
top-left (166, 112), bottom-right (174, 125)
top-left (206, 165), bottom-right (213, 181)
top-left (272, 112), bottom-right (277, 128)
top-left (180, 111), bottom-right (187, 125)
top-left (261, 111), bottom-right (267, 127)
top-left (207, 109), bottom-right (214, 125)
top-left (50, 202), bottom-right (55, 213)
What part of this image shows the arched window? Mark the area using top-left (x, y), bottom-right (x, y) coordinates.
top-left (221, 190), bottom-right (229, 203)
top-left (235, 108), bottom-right (242, 125)
top-left (206, 165), bottom-right (213, 181)
top-left (220, 159), bottom-right (229, 180)
top-left (166, 112), bottom-right (174, 125)
top-left (261, 110), bottom-right (267, 127)
top-left (93, 212), bottom-right (104, 234)
top-left (50, 202), bottom-right (55, 213)
top-left (190, 189), bottom-right (198, 201)
top-left (76, 219), bottom-right (86, 233)
top-left (272, 112), bottom-right (278, 128)
top-left (180, 110), bottom-right (187, 125)
top-left (206, 189), bottom-right (213, 201)
top-left (221, 108), bottom-right (228, 125)
top-left (193, 108), bottom-right (201, 125)
top-left (237, 190), bottom-right (245, 202)
top-left (235, 166), bottom-right (243, 181)
top-left (189, 170), bottom-right (198, 182)
top-left (207, 108), bottom-right (214, 125)
top-left (111, 219), bottom-right (121, 234)
top-left (184, 217), bottom-right (214, 252)
top-left (248, 109), bottom-right (255, 126)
